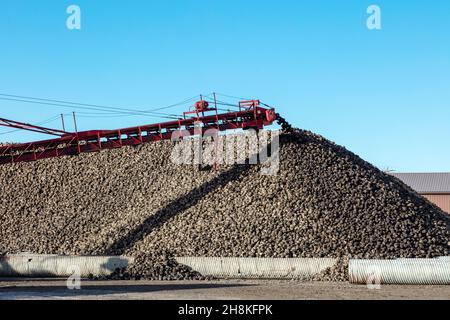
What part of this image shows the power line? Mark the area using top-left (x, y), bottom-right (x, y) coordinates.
top-left (0, 92), bottom-right (254, 120)
top-left (214, 92), bottom-right (252, 101)
top-left (0, 92), bottom-right (266, 136)
top-left (0, 92), bottom-right (190, 115)
top-left (202, 94), bottom-right (240, 110)
top-left (0, 93), bottom-right (202, 119)
top-left (0, 97), bottom-right (180, 119)
top-left (73, 95), bottom-right (200, 118)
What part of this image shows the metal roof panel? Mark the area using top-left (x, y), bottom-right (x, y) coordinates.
top-left (391, 173), bottom-right (450, 193)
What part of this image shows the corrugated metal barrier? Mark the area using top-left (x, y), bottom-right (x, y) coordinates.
top-left (0, 254), bottom-right (133, 278)
top-left (349, 257), bottom-right (450, 285)
top-left (175, 257), bottom-right (338, 279)
top-left (2, 254), bottom-right (449, 284)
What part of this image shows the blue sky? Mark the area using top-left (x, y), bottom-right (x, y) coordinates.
top-left (0, 0), bottom-right (449, 172)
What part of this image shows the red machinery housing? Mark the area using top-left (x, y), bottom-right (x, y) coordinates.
top-left (0, 99), bottom-right (276, 165)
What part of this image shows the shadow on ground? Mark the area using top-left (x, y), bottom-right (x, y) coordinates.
top-left (0, 281), bottom-right (252, 299)
top-left (0, 280), bottom-right (252, 296)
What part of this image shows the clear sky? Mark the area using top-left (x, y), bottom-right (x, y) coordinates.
top-left (0, 0), bottom-right (449, 172)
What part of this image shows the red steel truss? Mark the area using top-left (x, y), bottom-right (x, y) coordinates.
top-left (0, 100), bottom-right (276, 165)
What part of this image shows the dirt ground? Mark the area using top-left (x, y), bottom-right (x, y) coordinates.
top-left (0, 279), bottom-right (449, 300)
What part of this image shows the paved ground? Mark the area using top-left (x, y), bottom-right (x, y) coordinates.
top-left (0, 279), bottom-right (449, 300)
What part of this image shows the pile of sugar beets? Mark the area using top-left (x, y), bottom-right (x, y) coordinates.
top-left (0, 119), bottom-right (449, 281)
